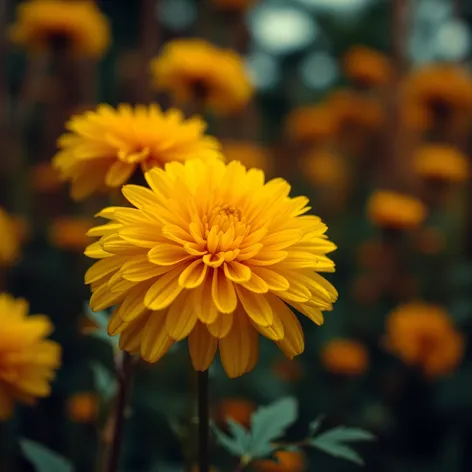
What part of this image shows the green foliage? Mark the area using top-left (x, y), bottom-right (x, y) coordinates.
top-left (91, 361), bottom-right (117, 401)
top-left (20, 439), bottom-right (73, 472)
top-left (84, 304), bottom-right (118, 348)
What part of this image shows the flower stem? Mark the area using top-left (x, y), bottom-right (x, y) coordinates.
top-left (197, 370), bottom-right (210, 472)
top-left (105, 352), bottom-right (135, 472)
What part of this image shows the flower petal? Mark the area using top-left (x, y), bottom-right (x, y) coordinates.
top-left (140, 311), bottom-right (174, 362)
top-left (235, 286), bottom-right (273, 327)
top-left (105, 161), bottom-right (136, 187)
top-left (207, 313), bottom-right (233, 338)
top-left (148, 244), bottom-right (193, 266)
top-left (223, 261), bottom-right (251, 283)
top-left (250, 266), bottom-right (289, 291)
top-left (212, 268), bottom-right (237, 314)
top-left (85, 257), bottom-right (125, 284)
top-left (179, 259), bottom-right (208, 288)
top-left (189, 322), bottom-right (218, 372)
top-left (193, 278), bottom-right (219, 323)
top-left (144, 266), bottom-right (184, 310)
top-left (165, 291), bottom-right (198, 341)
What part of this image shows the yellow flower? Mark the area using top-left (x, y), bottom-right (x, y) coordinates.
top-left (300, 150), bottom-right (348, 187)
top-left (285, 105), bottom-right (335, 144)
top-left (216, 398), bottom-right (256, 428)
top-left (343, 45), bottom-right (392, 88)
top-left (321, 339), bottom-right (369, 375)
top-left (367, 190), bottom-right (426, 230)
top-left (149, 39), bottom-right (253, 115)
top-left (0, 293), bottom-right (61, 420)
top-left (0, 208), bottom-right (21, 267)
top-left (384, 303), bottom-right (464, 377)
top-left (53, 104), bottom-right (222, 200)
top-left (221, 140), bottom-right (272, 175)
top-left (8, 0), bottom-right (110, 58)
top-left (413, 145), bottom-right (469, 183)
top-left (210, 0), bottom-right (258, 11)
top-left (253, 450), bottom-right (306, 472)
top-left (66, 392), bottom-right (98, 423)
top-left (85, 160), bottom-right (337, 378)
top-left (49, 217), bottom-right (93, 251)
top-left (30, 162), bottom-right (63, 193)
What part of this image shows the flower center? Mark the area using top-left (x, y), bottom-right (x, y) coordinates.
top-left (207, 205), bottom-right (243, 232)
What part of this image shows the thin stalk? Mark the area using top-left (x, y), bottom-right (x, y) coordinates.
top-left (197, 370), bottom-right (210, 472)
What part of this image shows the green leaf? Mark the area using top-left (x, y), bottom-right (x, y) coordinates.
top-left (308, 438), bottom-right (365, 466)
top-left (211, 422), bottom-right (247, 457)
top-left (248, 397), bottom-right (298, 458)
top-left (227, 419), bottom-right (251, 451)
top-left (84, 305), bottom-right (118, 348)
top-left (309, 415), bottom-right (325, 435)
top-left (315, 426), bottom-right (375, 443)
top-left (20, 439), bottom-right (73, 472)
top-left (91, 361), bottom-right (117, 400)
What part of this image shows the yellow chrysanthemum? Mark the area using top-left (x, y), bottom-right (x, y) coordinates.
top-left (321, 339), bottom-right (369, 375)
top-left (149, 39), bottom-right (253, 115)
top-left (384, 303), bottom-right (464, 377)
top-left (300, 150), bottom-right (348, 187)
top-left (210, 0), bottom-right (258, 11)
top-left (53, 104), bottom-right (222, 200)
top-left (413, 144), bottom-right (469, 183)
top-left (221, 140), bottom-right (272, 175)
top-left (367, 190), bottom-right (426, 230)
top-left (49, 217), bottom-right (93, 251)
top-left (8, 0), bottom-right (110, 58)
top-left (0, 293), bottom-right (61, 420)
top-left (0, 208), bottom-right (21, 267)
top-left (343, 46), bottom-right (392, 88)
top-left (285, 105), bottom-right (335, 144)
top-left (85, 160), bottom-right (337, 378)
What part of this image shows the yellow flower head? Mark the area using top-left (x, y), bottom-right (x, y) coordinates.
top-left (367, 190), bottom-right (427, 230)
top-left (66, 392), bottom-right (98, 423)
top-left (53, 104), bottom-right (222, 200)
top-left (149, 39), bottom-right (253, 115)
top-left (321, 338), bottom-right (369, 375)
top-left (0, 208), bottom-right (21, 267)
top-left (8, 0), bottom-right (110, 58)
top-left (85, 160), bottom-right (337, 378)
top-left (253, 450), bottom-right (306, 472)
top-left (300, 150), bottom-right (348, 187)
top-left (285, 105), bottom-right (335, 144)
top-left (414, 144), bottom-right (469, 183)
top-left (210, 0), bottom-right (258, 12)
top-left (343, 45), bottom-right (392, 88)
top-left (221, 140), bottom-right (272, 175)
top-left (0, 293), bottom-right (61, 420)
top-left (49, 217), bottom-right (93, 251)
top-left (384, 303), bottom-right (464, 377)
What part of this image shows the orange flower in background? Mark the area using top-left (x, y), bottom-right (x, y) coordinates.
top-left (285, 105), bottom-right (335, 144)
top-left (53, 104), bottom-right (222, 200)
top-left (8, 0), bottom-right (110, 58)
top-left (300, 150), bottom-right (348, 187)
top-left (343, 45), bottom-right (392, 88)
top-left (0, 293), bottom-right (61, 420)
top-left (211, 0), bottom-right (258, 11)
top-left (273, 358), bottom-right (303, 382)
top-left (253, 450), bottom-right (306, 472)
top-left (0, 208), bottom-right (21, 267)
top-left (413, 145), bottom-right (469, 183)
top-left (85, 160), bottom-right (337, 378)
top-left (413, 227), bottom-right (445, 255)
top-left (67, 392), bottom-right (98, 423)
top-left (11, 216), bottom-right (31, 245)
top-left (30, 162), bottom-right (63, 193)
top-left (217, 398), bottom-right (255, 428)
top-left (321, 339), bottom-right (369, 375)
top-left (367, 190), bottom-right (426, 230)
top-left (221, 140), bottom-right (272, 175)
top-left (49, 217), bottom-right (93, 251)
top-left (384, 303), bottom-right (464, 377)
top-left (149, 39), bottom-right (253, 115)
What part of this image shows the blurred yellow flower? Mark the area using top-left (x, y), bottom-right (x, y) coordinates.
top-left (216, 398), bottom-right (255, 428)
top-left (85, 160), bottom-right (337, 378)
top-left (253, 450), bottom-right (306, 472)
top-left (321, 339), bottom-right (369, 375)
top-left (221, 140), bottom-right (272, 175)
top-left (285, 105), bottom-right (335, 145)
top-left (300, 150), bottom-right (348, 187)
top-left (53, 104), bottom-right (222, 200)
top-left (413, 144), bottom-right (469, 183)
top-left (8, 0), bottom-right (110, 58)
top-left (66, 392), bottom-right (98, 423)
top-left (384, 303), bottom-right (464, 377)
top-left (343, 45), bottom-right (392, 88)
top-left (0, 208), bottom-right (21, 267)
top-left (30, 162), bottom-right (63, 193)
top-left (0, 293), bottom-right (61, 420)
top-left (367, 190), bottom-right (426, 230)
top-left (150, 39), bottom-right (253, 115)
top-left (272, 358), bottom-right (303, 382)
top-left (49, 217), bottom-right (93, 251)
top-left (211, 0), bottom-right (258, 11)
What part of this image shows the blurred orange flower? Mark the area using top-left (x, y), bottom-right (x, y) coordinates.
top-left (273, 358), bottom-right (303, 382)
top-left (221, 140), bottom-right (272, 175)
top-left (211, 0), bottom-right (258, 11)
top-left (285, 105), bottom-right (335, 145)
top-left (0, 208), bottom-right (21, 267)
top-left (30, 162), bottom-right (63, 193)
top-left (66, 392), bottom-right (98, 423)
top-left (300, 150), bottom-right (348, 187)
top-left (149, 39), bottom-right (253, 115)
top-left (49, 217), bottom-right (93, 251)
top-left (413, 144), bottom-right (469, 183)
top-left (217, 398), bottom-right (256, 428)
top-left (367, 190), bottom-right (426, 230)
top-left (253, 450), bottom-right (306, 472)
top-left (343, 45), bottom-right (392, 88)
top-left (321, 339), bottom-right (369, 375)
top-left (8, 0), bottom-right (110, 58)
top-left (413, 227), bottom-right (445, 255)
top-left (384, 303), bottom-right (464, 377)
